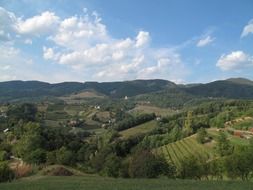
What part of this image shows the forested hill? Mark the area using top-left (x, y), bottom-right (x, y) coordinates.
top-left (0, 79), bottom-right (175, 101)
top-left (183, 78), bottom-right (253, 99)
top-left (0, 78), bottom-right (253, 102)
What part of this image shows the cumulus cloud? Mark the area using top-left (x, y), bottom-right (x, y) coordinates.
top-left (17, 11), bottom-right (60, 35)
top-left (0, 7), bottom-right (59, 38)
top-left (135, 31), bottom-right (150, 47)
top-left (196, 35), bottom-right (214, 47)
top-left (241, 19), bottom-right (253, 38)
top-left (0, 6), bottom-right (188, 82)
top-left (216, 51), bottom-right (253, 71)
top-left (41, 10), bottom-right (187, 82)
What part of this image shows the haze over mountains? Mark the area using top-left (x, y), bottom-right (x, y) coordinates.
top-left (1, 78), bottom-right (253, 102)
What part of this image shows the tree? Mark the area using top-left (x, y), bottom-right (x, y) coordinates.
top-left (56, 147), bottom-right (75, 165)
top-left (169, 125), bottom-right (182, 142)
top-left (7, 103), bottom-right (37, 124)
top-left (179, 156), bottom-right (204, 179)
top-left (103, 154), bottom-right (121, 177)
top-left (14, 122), bottom-right (44, 160)
top-left (196, 128), bottom-right (208, 144)
top-left (128, 150), bottom-right (175, 178)
top-left (183, 111), bottom-right (193, 136)
top-left (224, 147), bottom-right (253, 180)
top-left (216, 132), bottom-right (233, 156)
top-left (25, 149), bottom-right (47, 164)
top-left (46, 151), bottom-right (57, 165)
top-left (209, 159), bottom-right (224, 180)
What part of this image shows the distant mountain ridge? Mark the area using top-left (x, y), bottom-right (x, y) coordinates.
top-left (0, 78), bottom-right (253, 102)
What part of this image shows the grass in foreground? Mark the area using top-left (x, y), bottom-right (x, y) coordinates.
top-left (0, 176), bottom-right (252, 190)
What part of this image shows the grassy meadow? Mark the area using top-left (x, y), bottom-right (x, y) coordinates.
top-left (0, 176), bottom-right (252, 190)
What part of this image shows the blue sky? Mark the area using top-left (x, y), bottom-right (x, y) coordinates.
top-left (0, 0), bottom-right (253, 83)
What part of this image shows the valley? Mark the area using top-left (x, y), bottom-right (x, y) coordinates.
top-left (1, 78), bottom-right (253, 188)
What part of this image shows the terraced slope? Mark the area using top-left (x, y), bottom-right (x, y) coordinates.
top-left (155, 135), bottom-right (215, 167)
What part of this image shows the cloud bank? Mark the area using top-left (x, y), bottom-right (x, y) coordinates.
top-left (0, 7), bottom-right (188, 82)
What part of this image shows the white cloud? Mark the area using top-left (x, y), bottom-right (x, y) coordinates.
top-left (43, 47), bottom-right (58, 60)
top-left (0, 7), bottom-right (188, 82)
top-left (24, 39), bottom-right (32, 44)
top-left (241, 19), bottom-right (253, 38)
top-left (17, 11), bottom-right (60, 35)
top-left (216, 51), bottom-right (253, 71)
top-left (42, 11), bottom-right (187, 81)
top-left (51, 14), bottom-right (108, 50)
top-left (135, 31), bottom-right (150, 47)
top-left (0, 7), bottom-right (17, 41)
top-left (196, 35), bottom-right (214, 47)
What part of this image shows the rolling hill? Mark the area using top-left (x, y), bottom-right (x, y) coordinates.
top-left (1, 78), bottom-right (253, 102)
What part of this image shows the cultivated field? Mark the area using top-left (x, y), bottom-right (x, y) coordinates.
top-left (155, 135), bottom-right (215, 167)
top-left (119, 120), bottom-right (157, 139)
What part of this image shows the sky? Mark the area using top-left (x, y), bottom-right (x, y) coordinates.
top-left (0, 0), bottom-right (253, 84)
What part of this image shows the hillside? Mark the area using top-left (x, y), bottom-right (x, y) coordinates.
top-left (183, 78), bottom-right (253, 99)
top-left (0, 79), bottom-right (175, 102)
top-left (1, 78), bottom-right (253, 103)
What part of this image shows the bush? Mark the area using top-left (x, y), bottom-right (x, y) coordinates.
top-left (179, 156), bottom-right (204, 179)
top-left (56, 147), bottom-right (75, 165)
top-left (103, 154), bottom-right (121, 177)
top-left (128, 150), bottom-right (175, 178)
top-left (196, 128), bottom-right (208, 144)
top-left (46, 151), bottom-right (57, 165)
top-left (0, 162), bottom-right (15, 182)
top-left (0, 151), bottom-right (8, 161)
top-left (25, 149), bottom-right (47, 164)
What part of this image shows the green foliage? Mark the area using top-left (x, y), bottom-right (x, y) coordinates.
top-left (103, 154), bottom-right (121, 177)
top-left (7, 103), bottom-right (37, 124)
top-left (114, 113), bottom-right (156, 131)
top-left (25, 149), bottom-right (47, 165)
top-left (179, 156), bottom-right (207, 179)
top-left (224, 146), bottom-right (253, 180)
top-left (196, 128), bottom-right (208, 144)
top-left (183, 111), bottom-right (194, 136)
top-left (14, 122), bottom-right (44, 160)
top-left (0, 162), bottom-right (14, 183)
top-left (128, 150), bottom-right (175, 178)
top-left (215, 132), bottom-right (233, 156)
top-left (46, 151), bottom-right (57, 165)
top-left (0, 151), bottom-right (8, 162)
top-left (209, 159), bottom-right (224, 180)
top-left (56, 147), bottom-right (75, 165)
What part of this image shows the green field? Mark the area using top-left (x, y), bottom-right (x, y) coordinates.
top-left (119, 120), bottom-right (157, 139)
top-left (207, 129), bottom-right (250, 146)
top-left (130, 105), bottom-right (176, 116)
top-left (156, 135), bottom-right (215, 167)
top-left (0, 176), bottom-right (252, 190)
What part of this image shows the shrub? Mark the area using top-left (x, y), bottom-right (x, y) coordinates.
top-left (0, 151), bottom-right (8, 161)
top-left (0, 162), bottom-right (15, 182)
top-left (56, 147), bottom-right (75, 165)
top-left (24, 149), bottom-right (47, 164)
top-left (128, 150), bottom-right (175, 178)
